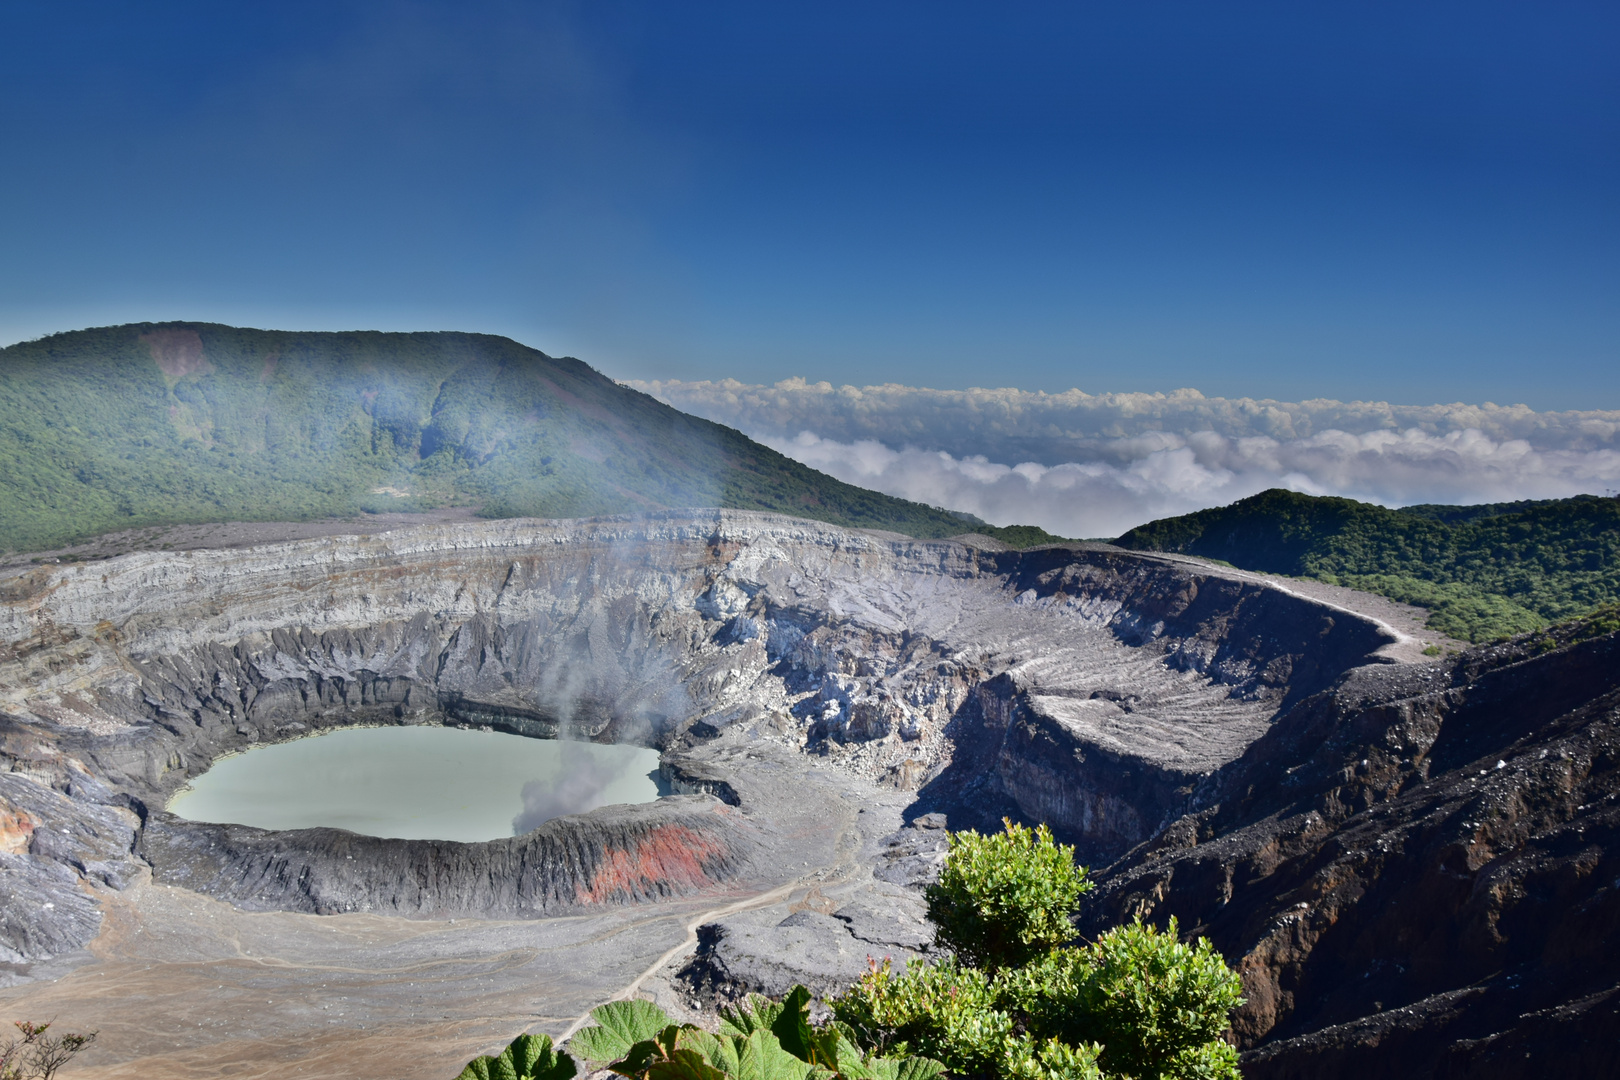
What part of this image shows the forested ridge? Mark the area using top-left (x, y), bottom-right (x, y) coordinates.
top-left (0, 322), bottom-right (1053, 552)
top-left (1115, 488), bottom-right (1620, 642)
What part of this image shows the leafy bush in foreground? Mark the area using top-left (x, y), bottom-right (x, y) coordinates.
top-left (459, 822), bottom-right (1243, 1080)
top-left (925, 821), bottom-right (1092, 971)
top-left (1004, 921), bottom-right (1244, 1079)
top-left (830, 958), bottom-right (1013, 1075)
top-left (567, 989), bottom-right (944, 1080)
top-left (836, 822), bottom-right (1243, 1080)
top-left (833, 923), bottom-right (1240, 1080)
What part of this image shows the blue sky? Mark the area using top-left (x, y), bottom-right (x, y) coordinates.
top-left (2, 1), bottom-right (1617, 409)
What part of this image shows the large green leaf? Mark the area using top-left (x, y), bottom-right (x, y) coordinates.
top-left (456, 1033), bottom-right (577, 1080)
top-left (731, 1029), bottom-right (817, 1080)
top-left (805, 1027), bottom-right (868, 1076)
top-left (718, 985), bottom-right (816, 1064)
top-left (771, 986), bottom-right (816, 1062)
top-left (807, 1028), bottom-right (943, 1080)
top-left (860, 1056), bottom-right (945, 1080)
top-left (719, 995), bottom-right (782, 1039)
top-left (667, 1027), bottom-right (814, 1080)
top-left (571, 1000), bottom-right (674, 1063)
top-left (608, 1039), bottom-right (665, 1079)
top-left (647, 1048), bottom-right (730, 1080)
top-left (610, 1026), bottom-right (698, 1079)
top-left (676, 1029), bottom-right (742, 1076)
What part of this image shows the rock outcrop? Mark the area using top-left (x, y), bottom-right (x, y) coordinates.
top-left (1079, 622), bottom-right (1620, 1077)
top-left (139, 794), bottom-right (753, 918)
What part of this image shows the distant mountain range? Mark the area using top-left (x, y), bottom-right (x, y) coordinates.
top-left (8, 324), bottom-right (1613, 647)
top-left (0, 323), bottom-right (1063, 553)
top-left (1115, 488), bottom-right (1620, 642)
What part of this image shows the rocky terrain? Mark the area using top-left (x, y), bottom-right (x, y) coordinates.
top-left (1, 509), bottom-right (1609, 1076)
top-left (1079, 619), bottom-right (1620, 1078)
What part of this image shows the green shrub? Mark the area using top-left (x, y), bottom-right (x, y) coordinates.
top-left (833, 957), bottom-right (1108, 1080)
top-left (1058, 919), bottom-right (1243, 1080)
top-left (462, 822), bottom-right (1244, 1080)
top-left (838, 927), bottom-right (1241, 1080)
top-left (925, 820), bottom-right (1092, 970)
top-left (565, 989), bottom-right (944, 1080)
top-left (837, 822), bottom-right (1243, 1080)
top-left (832, 958), bottom-right (1012, 1075)
top-left (999, 1035), bottom-right (1104, 1080)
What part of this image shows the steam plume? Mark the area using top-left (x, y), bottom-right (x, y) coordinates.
top-left (512, 742), bottom-right (629, 834)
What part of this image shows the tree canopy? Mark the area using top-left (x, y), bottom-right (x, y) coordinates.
top-left (1115, 488), bottom-right (1620, 641)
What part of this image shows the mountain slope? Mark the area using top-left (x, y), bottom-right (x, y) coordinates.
top-left (0, 322), bottom-right (996, 552)
top-left (1114, 488), bottom-right (1620, 641)
top-left (1079, 609), bottom-right (1620, 1078)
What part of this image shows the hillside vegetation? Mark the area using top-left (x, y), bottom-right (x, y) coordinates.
top-left (0, 323), bottom-right (1029, 552)
top-left (1115, 488), bottom-right (1620, 642)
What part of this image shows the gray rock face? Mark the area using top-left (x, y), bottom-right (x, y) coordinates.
top-left (682, 910), bottom-right (886, 1001)
top-left (0, 850), bottom-right (101, 972)
top-left (676, 858), bottom-right (939, 1003)
top-left (0, 770), bottom-right (139, 977)
top-left (139, 795), bottom-right (753, 918)
top-left (0, 511), bottom-right (1394, 979)
top-left (1075, 627), bottom-right (1620, 1079)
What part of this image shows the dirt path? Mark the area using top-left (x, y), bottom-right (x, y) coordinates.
top-left (1133, 550), bottom-right (1470, 661)
top-left (555, 881), bottom-right (801, 1042)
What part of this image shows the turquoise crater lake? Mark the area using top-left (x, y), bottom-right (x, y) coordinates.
top-left (167, 726), bottom-right (666, 842)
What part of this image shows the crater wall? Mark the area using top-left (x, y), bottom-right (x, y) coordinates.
top-left (138, 795), bottom-right (753, 918)
top-left (0, 511), bottom-right (1394, 975)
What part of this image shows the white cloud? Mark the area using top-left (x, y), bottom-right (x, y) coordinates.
top-left (629, 378), bottom-right (1620, 537)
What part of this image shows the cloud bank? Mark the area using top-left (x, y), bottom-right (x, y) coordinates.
top-left (628, 378), bottom-right (1620, 538)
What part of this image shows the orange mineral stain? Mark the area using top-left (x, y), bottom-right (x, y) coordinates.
top-left (577, 824), bottom-right (731, 905)
top-left (0, 803), bottom-right (38, 855)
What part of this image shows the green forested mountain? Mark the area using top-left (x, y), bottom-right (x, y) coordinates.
top-left (0, 322), bottom-right (1009, 552)
top-left (1115, 488), bottom-right (1620, 642)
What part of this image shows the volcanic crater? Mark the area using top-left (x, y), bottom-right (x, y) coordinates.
top-left (13, 509), bottom-right (1566, 1078)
